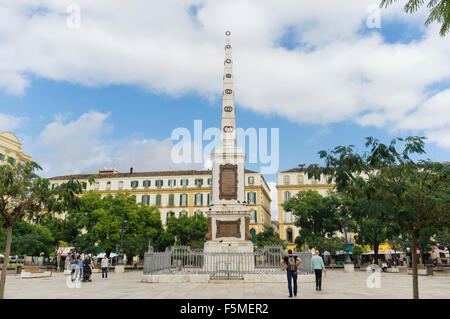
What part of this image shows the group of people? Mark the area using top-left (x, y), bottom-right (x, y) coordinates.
top-left (280, 250), bottom-right (326, 298)
top-left (69, 252), bottom-right (110, 282)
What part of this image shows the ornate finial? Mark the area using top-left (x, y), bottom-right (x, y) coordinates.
top-left (225, 31), bottom-right (231, 36)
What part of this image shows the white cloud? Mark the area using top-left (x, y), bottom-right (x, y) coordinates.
top-left (0, 113), bottom-right (26, 131)
top-left (31, 111), bottom-right (201, 177)
top-left (1, 0), bottom-right (449, 147)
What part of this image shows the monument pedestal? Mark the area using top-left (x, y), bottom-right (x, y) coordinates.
top-left (204, 240), bottom-right (254, 253)
top-left (115, 265), bottom-right (125, 274)
top-left (344, 264), bottom-right (355, 273)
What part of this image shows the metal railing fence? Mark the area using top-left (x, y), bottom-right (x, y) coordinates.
top-left (144, 245), bottom-right (312, 279)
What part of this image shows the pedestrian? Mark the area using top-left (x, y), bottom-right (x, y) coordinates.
top-left (280, 249), bottom-right (302, 298)
top-left (101, 254), bottom-right (109, 280)
top-left (76, 255), bottom-right (84, 280)
top-left (83, 255), bottom-right (93, 282)
top-left (311, 250), bottom-right (325, 291)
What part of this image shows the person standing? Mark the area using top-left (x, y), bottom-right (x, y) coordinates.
top-left (101, 255), bottom-right (109, 280)
top-left (280, 249), bottom-right (302, 298)
top-left (311, 250), bottom-right (325, 291)
top-left (76, 255), bottom-right (84, 280)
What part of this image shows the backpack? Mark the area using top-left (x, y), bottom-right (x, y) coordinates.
top-left (287, 255), bottom-right (297, 271)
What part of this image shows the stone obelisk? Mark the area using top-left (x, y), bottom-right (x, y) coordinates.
top-left (204, 31), bottom-right (253, 253)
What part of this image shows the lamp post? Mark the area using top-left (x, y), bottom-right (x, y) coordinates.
top-left (117, 219), bottom-right (127, 265)
top-left (343, 221), bottom-right (352, 264)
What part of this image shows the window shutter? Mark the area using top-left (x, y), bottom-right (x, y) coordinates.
top-left (200, 194), bottom-right (203, 205)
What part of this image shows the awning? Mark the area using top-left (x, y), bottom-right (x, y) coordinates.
top-left (57, 247), bottom-right (73, 255)
top-left (95, 252), bottom-right (118, 258)
top-left (362, 250), bottom-right (404, 255)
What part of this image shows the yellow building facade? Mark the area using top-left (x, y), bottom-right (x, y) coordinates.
top-left (48, 169), bottom-right (272, 238)
top-left (0, 131), bottom-right (31, 164)
top-left (277, 168), bottom-right (334, 250)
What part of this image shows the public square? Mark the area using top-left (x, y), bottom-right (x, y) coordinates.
top-left (3, 270), bottom-right (449, 299)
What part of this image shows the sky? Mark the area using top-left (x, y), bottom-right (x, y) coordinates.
top-left (1, 1), bottom-right (449, 218)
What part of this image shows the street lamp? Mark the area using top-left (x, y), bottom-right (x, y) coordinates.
top-left (343, 221), bottom-right (352, 264)
top-left (117, 219), bottom-right (127, 265)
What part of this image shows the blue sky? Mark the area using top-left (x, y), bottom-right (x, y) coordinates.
top-left (1, 1), bottom-right (449, 185)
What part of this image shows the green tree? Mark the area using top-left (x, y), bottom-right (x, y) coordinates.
top-left (0, 161), bottom-right (82, 299)
top-left (283, 190), bottom-right (348, 252)
top-left (0, 221), bottom-right (54, 257)
top-left (254, 228), bottom-right (287, 249)
top-left (71, 193), bottom-right (168, 256)
top-left (166, 214), bottom-right (208, 248)
top-left (380, 0), bottom-right (450, 36)
top-left (39, 214), bottom-right (79, 257)
top-left (368, 140), bottom-right (449, 298)
top-left (307, 136), bottom-right (449, 298)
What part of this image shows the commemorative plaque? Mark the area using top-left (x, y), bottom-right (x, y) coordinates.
top-left (219, 164), bottom-right (237, 200)
top-left (216, 219), bottom-right (241, 238)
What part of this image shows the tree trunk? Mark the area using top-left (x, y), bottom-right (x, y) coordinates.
top-left (0, 226), bottom-right (13, 299)
top-left (374, 243), bottom-right (380, 265)
top-left (411, 234), bottom-right (419, 299)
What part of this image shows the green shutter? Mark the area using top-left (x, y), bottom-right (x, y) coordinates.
top-left (200, 194), bottom-right (203, 205)
top-left (247, 192), bottom-right (250, 203)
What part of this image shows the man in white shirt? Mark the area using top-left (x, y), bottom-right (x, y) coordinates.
top-left (101, 255), bottom-right (109, 279)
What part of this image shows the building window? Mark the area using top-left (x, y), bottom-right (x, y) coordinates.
top-left (285, 211), bottom-right (292, 223)
top-left (195, 178), bottom-right (203, 187)
top-left (156, 194), bottom-right (161, 207)
top-left (207, 193), bottom-right (211, 206)
top-left (194, 211), bottom-right (203, 216)
top-left (7, 156), bottom-right (16, 165)
top-left (194, 193), bottom-right (203, 206)
top-left (284, 175), bottom-right (290, 185)
top-left (143, 180), bottom-right (151, 188)
top-left (179, 194), bottom-right (188, 206)
top-left (106, 181), bottom-right (111, 191)
top-left (167, 211), bottom-right (175, 219)
top-left (168, 179), bottom-right (176, 187)
top-left (181, 179), bottom-right (189, 187)
top-left (248, 176), bottom-right (254, 185)
top-left (131, 180), bottom-right (139, 189)
top-left (142, 195), bottom-right (150, 206)
top-left (156, 180), bottom-right (164, 188)
top-left (118, 181), bottom-right (124, 190)
top-left (95, 182), bottom-right (100, 191)
top-left (168, 194), bottom-right (175, 207)
top-left (51, 183), bottom-right (58, 189)
top-left (250, 210), bottom-right (258, 223)
top-left (284, 191), bottom-right (291, 203)
top-left (180, 211), bottom-right (188, 217)
top-left (207, 178), bottom-right (211, 185)
top-left (247, 192), bottom-right (257, 204)
top-left (250, 229), bottom-right (257, 243)
top-left (297, 175), bottom-right (303, 185)
top-left (286, 228), bottom-right (293, 243)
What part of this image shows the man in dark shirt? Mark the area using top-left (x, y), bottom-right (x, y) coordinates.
top-left (280, 250), bottom-right (302, 298)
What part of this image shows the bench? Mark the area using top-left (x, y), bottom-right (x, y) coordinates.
top-left (24, 266), bottom-right (43, 273)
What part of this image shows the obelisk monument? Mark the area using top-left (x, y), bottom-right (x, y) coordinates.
top-left (204, 31), bottom-right (253, 253)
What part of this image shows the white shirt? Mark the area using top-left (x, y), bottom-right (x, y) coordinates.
top-left (101, 258), bottom-right (109, 268)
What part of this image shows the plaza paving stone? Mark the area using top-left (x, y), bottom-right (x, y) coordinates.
top-left (3, 269), bottom-right (449, 299)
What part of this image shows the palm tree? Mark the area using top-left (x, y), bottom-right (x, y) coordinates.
top-left (380, 0), bottom-right (450, 36)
